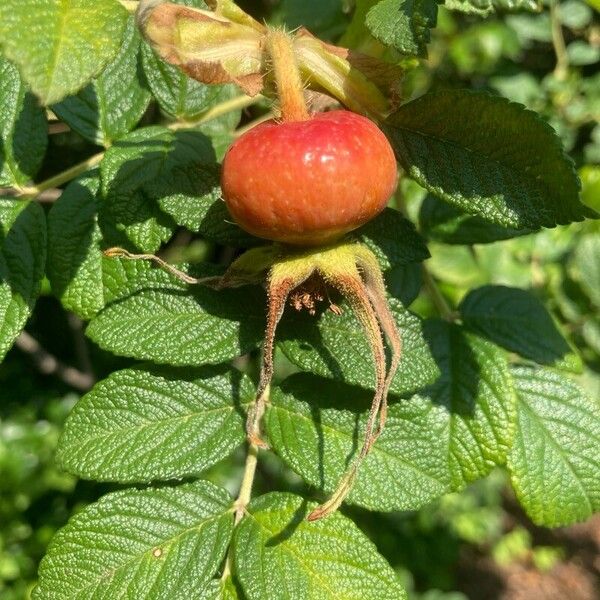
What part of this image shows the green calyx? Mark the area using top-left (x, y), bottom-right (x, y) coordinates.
top-left (104, 240), bottom-right (402, 520)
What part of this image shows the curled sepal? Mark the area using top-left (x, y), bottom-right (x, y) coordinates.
top-left (137, 0), bottom-right (266, 95)
top-left (294, 30), bottom-right (395, 119)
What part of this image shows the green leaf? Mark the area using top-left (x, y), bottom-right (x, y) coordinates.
top-left (383, 89), bottom-right (589, 230)
top-left (47, 171), bottom-right (105, 319)
top-left (385, 262), bottom-right (422, 306)
top-left (570, 234), bottom-right (600, 309)
top-left (0, 0), bottom-right (128, 105)
top-left (0, 57), bottom-right (47, 187)
top-left (269, 321), bottom-right (515, 508)
top-left (420, 194), bottom-right (530, 244)
top-left (266, 375), bottom-right (451, 511)
top-left (52, 17), bottom-right (151, 147)
top-left (278, 298), bottom-right (439, 396)
top-left (507, 366), bottom-right (600, 527)
top-left (86, 263), bottom-right (265, 366)
top-left (100, 125), bottom-right (233, 251)
top-left (57, 365), bottom-right (254, 482)
top-left (419, 320), bottom-right (516, 487)
top-left (445, 0), bottom-right (540, 16)
top-left (356, 207), bottom-right (430, 270)
top-left (141, 40), bottom-right (237, 121)
top-left (0, 200), bottom-right (46, 361)
top-left (234, 492), bottom-right (407, 600)
top-left (365, 0), bottom-right (441, 57)
top-left (460, 285), bottom-right (582, 372)
top-left (34, 480), bottom-right (233, 598)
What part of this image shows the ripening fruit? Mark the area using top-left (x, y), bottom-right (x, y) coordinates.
top-left (221, 110), bottom-right (398, 246)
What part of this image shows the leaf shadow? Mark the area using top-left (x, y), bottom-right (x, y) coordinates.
top-left (265, 498), bottom-right (308, 547)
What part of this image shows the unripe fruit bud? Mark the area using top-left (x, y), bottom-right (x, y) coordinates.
top-left (221, 110), bottom-right (398, 246)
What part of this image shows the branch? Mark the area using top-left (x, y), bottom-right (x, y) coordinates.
top-left (15, 331), bottom-right (95, 392)
top-left (550, 0), bottom-right (569, 80)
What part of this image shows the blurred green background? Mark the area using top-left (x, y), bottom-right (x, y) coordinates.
top-left (1, 1), bottom-right (599, 598)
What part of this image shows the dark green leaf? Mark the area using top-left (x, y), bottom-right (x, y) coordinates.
top-left (0, 57), bottom-right (47, 187)
top-left (47, 171), bottom-right (105, 319)
top-left (0, 0), bottom-right (128, 105)
top-left (278, 298), bottom-right (439, 396)
top-left (420, 194), bottom-right (530, 244)
top-left (356, 207), bottom-right (430, 270)
top-left (508, 366), bottom-right (600, 527)
top-left (52, 17), bottom-right (151, 146)
top-left (57, 365), bottom-right (254, 482)
top-left (419, 320), bottom-right (516, 487)
top-left (234, 492), bottom-right (407, 600)
top-left (383, 89), bottom-right (589, 229)
top-left (86, 262), bottom-right (265, 366)
top-left (0, 200), bottom-right (46, 361)
top-left (141, 39), bottom-right (237, 121)
top-left (385, 262), bottom-right (422, 306)
top-left (34, 481), bottom-right (233, 598)
top-left (266, 375), bottom-right (451, 511)
top-left (365, 0), bottom-right (441, 57)
top-left (460, 285), bottom-right (582, 372)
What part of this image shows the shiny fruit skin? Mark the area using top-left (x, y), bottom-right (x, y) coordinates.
top-left (221, 110), bottom-right (398, 246)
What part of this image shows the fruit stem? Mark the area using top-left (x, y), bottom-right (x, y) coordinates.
top-left (266, 29), bottom-right (310, 122)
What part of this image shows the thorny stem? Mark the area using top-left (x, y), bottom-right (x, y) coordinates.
top-left (550, 0), bottom-right (569, 80)
top-left (422, 266), bottom-right (456, 321)
top-left (266, 29), bottom-right (310, 122)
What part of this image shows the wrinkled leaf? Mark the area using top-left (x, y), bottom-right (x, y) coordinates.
top-left (0, 200), bottom-right (46, 361)
top-left (460, 285), bottom-right (581, 372)
top-left (234, 492), bottom-right (407, 600)
top-left (278, 298), bottom-right (439, 396)
top-left (508, 366), bottom-right (600, 527)
top-left (384, 90), bottom-right (589, 230)
top-left (0, 57), bottom-right (47, 187)
top-left (34, 481), bottom-right (233, 598)
top-left (86, 261), bottom-right (265, 366)
top-left (0, 0), bottom-right (128, 105)
top-left (57, 365), bottom-right (254, 482)
top-left (266, 374), bottom-right (451, 511)
top-left (52, 17), bottom-right (151, 146)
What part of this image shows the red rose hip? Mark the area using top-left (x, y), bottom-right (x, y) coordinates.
top-left (221, 110), bottom-right (398, 246)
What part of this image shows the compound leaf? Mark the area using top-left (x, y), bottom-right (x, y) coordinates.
top-left (234, 492), bottom-right (406, 600)
top-left (508, 366), bottom-right (600, 527)
top-left (0, 0), bottom-right (128, 105)
top-left (57, 365), bottom-right (254, 482)
top-left (34, 481), bottom-right (233, 598)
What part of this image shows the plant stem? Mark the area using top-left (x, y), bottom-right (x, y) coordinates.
top-left (168, 94), bottom-right (261, 130)
top-left (234, 443), bottom-right (259, 524)
top-left (267, 29), bottom-right (309, 122)
top-left (15, 332), bottom-right (95, 391)
top-left (5, 94), bottom-right (259, 201)
top-left (422, 266), bottom-right (456, 321)
top-left (550, 0), bottom-right (569, 80)
top-left (18, 152), bottom-right (104, 198)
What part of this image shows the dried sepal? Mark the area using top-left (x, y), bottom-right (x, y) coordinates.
top-left (137, 0), bottom-right (265, 95)
top-left (294, 29), bottom-right (394, 119)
